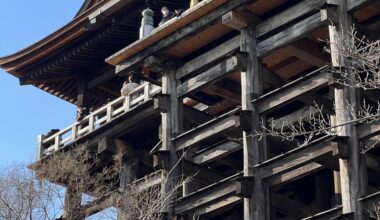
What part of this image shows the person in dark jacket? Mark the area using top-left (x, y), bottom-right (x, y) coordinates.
top-left (159, 6), bottom-right (175, 26)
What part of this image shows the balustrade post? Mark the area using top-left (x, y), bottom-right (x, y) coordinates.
top-left (124, 95), bottom-right (130, 111)
top-left (144, 83), bottom-right (150, 101)
top-left (106, 106), bottom-right (112, 122)
top-left (88, 116), bottom-right (94, 132)
top-left (54, 135), bottom-right (60, 151)
top-left (71, 124), bottom-right (77, 140)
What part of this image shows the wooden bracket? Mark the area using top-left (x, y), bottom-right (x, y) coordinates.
top-left (239, 110), bottom-right (253, 132)
top-left (235, 176), bottom-right (254, 198)
top-left (154, 94), bottom-right (169, 113)
top-left (332, 136), bottom-right (349, 159)
top-left (153, 150), bottom-right (170, 169)
top-left (321, 7), bottom-right (338, 26)
top-left (222, 11), bottom-right (258, 30)
top-left (235, 52), bottom-right (249, 71)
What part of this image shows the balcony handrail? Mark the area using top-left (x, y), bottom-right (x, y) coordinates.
top-left (37, 82), bottom-right (161, 160)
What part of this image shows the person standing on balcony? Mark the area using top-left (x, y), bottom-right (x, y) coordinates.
top-left (121, 75), bottom-right (140, 97)
top-left (159, 6), bottom-right (175, 26)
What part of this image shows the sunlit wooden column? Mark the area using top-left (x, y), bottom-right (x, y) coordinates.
top-left (240, 25), bottom-right (269, 220)
top-left (327, 1), bottom-right (367, 218)
top-left (161, 63), bottom-right (183, 219)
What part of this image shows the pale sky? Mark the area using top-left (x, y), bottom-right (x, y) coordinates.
top-left (0, 1), bottom-right (83, 164)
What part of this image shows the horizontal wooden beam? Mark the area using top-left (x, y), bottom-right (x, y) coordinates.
top-left (358, 121), bottom-right (380, 139)
top-left (192, 140), bottom-right (242, 165)
top-left (177, 55), bottom-right (246, 98)
top-left (271, 106), bottom-right (319, 130)
top-left (301, 206), bottom-right (343, 220)
top-left (252, 67), bottom-right (332, 114)
top-left (257, 11), bottom-right (326, 57)
top-left (347, 0), bottom-right (374, 12)
top-left (175, 174), bottom-right (249, 214)
top-left (358, 190), bottom-right (380, 209)
top-left (271, 192), bottom-right (312, 218)
top-left (222, 11), bottom-right (257, 30)
top-left (181, 159), bottom-right (225, 184)
top-left (115, 0), bottom-right (256, 75)
top-left (20, 75), bottom-right (75, 86)
top-left (176, 35), bottom-right (240, 80)
top-left (88, 69), bottom-right (114, 89)
top-left (284, 40), bottom-right (329, 67)
top-left (268, 162), bottom-right (323, 187)
top-left (255, 137), bottom-right (342, 180)
top-left (173, 110), bottom-right (240, 151)
top-left (193, 195), bottom-right (242, 216)
top-left (257, 0), bottom-right (326, 38)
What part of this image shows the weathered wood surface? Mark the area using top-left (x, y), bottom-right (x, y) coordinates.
top-left (173, 110), bottom-right (240, 151)
top-left (192, 140), bottom-right (242, 165)
top-left (271, 192), bottom-right (312, 218)
top-left (257, 12), bottom-right (326, 57)
top-left (175, 174), bottom-right (247, 214)
top-left (113, 0), bottom-right (256, 75)
top-left (347, 0), bottom-right (374, 12)
top-left (252, 66), bottom-right (331, 114)
top-left (176, 35), bottom-right (240, 80)
top-left (240, 25), bottom-right (268, 220)
top-left (301, 206), bottom-right (343, 220)
top-left (255, 137), bottom-right (341, 180)
top-left (268, 162), bottom-right (323, 187)
top-left (177, 55), bottom-right (246, 98)
top-left (181, 159), bottom-right (225, 184)
top-left (329, 1), bottom-right (367, 218)
top-left (257, 0), bottom-right (326, 38)
top-left (358, 121), bottom-right (380, 139)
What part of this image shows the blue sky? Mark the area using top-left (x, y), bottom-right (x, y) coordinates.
top-left (0, 1), bottom-right (83, 164)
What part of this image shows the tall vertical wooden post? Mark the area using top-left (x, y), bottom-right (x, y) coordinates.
top-left (240, 25), bottom-right (268, 220)
top-left (327, 1), bottom-right (367, 218)
top-left (118, 158), bottom-right (138, 220)
top-left (77, 74), bottom-right (90, 119)
top-left (63, 187), bottom-right (83, 220)
top-left (161, 65), bottom-right (183, 219)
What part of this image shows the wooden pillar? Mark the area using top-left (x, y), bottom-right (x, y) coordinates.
top-left (63, 186), bottom-right (83, 220)
top-left (76, 75), bottom-right (90, 120)
top-left (240, 25), bottom-right (268, 220)
top-left (118, 158), bottom-right (138, 220)
top-left (161, 65), bottom-right (183, 219)
top-left (327, 1), bottom-right (367, 218)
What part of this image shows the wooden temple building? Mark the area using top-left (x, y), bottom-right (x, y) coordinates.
top-left (1, 0), bottom-right (380, 219)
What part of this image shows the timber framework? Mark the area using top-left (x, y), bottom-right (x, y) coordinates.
top-left (1, 0), bottom-right (380, 219)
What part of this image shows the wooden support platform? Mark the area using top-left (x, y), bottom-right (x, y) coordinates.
top-left (252, 66), bottom-right (331, 114)
top-left (255, 136), bottom-right (345, 180)
top-left (192, 140), bottom-right (242, 165)
top-left (173, 109), bottom-right (241, 151)
top-left (174, 173), bottom-right (250, 215)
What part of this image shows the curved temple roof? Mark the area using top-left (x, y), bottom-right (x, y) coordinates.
top-left (0, 0), bottom-right (128, 76)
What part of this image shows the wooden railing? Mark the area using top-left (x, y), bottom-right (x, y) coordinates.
top-left (37, 82), bottom-right (161, 160)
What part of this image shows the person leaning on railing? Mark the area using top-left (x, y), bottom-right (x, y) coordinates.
top-left (159, 6), bottom-right (175, 26)
top-left (121, 75), bottom-right (140, 97)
